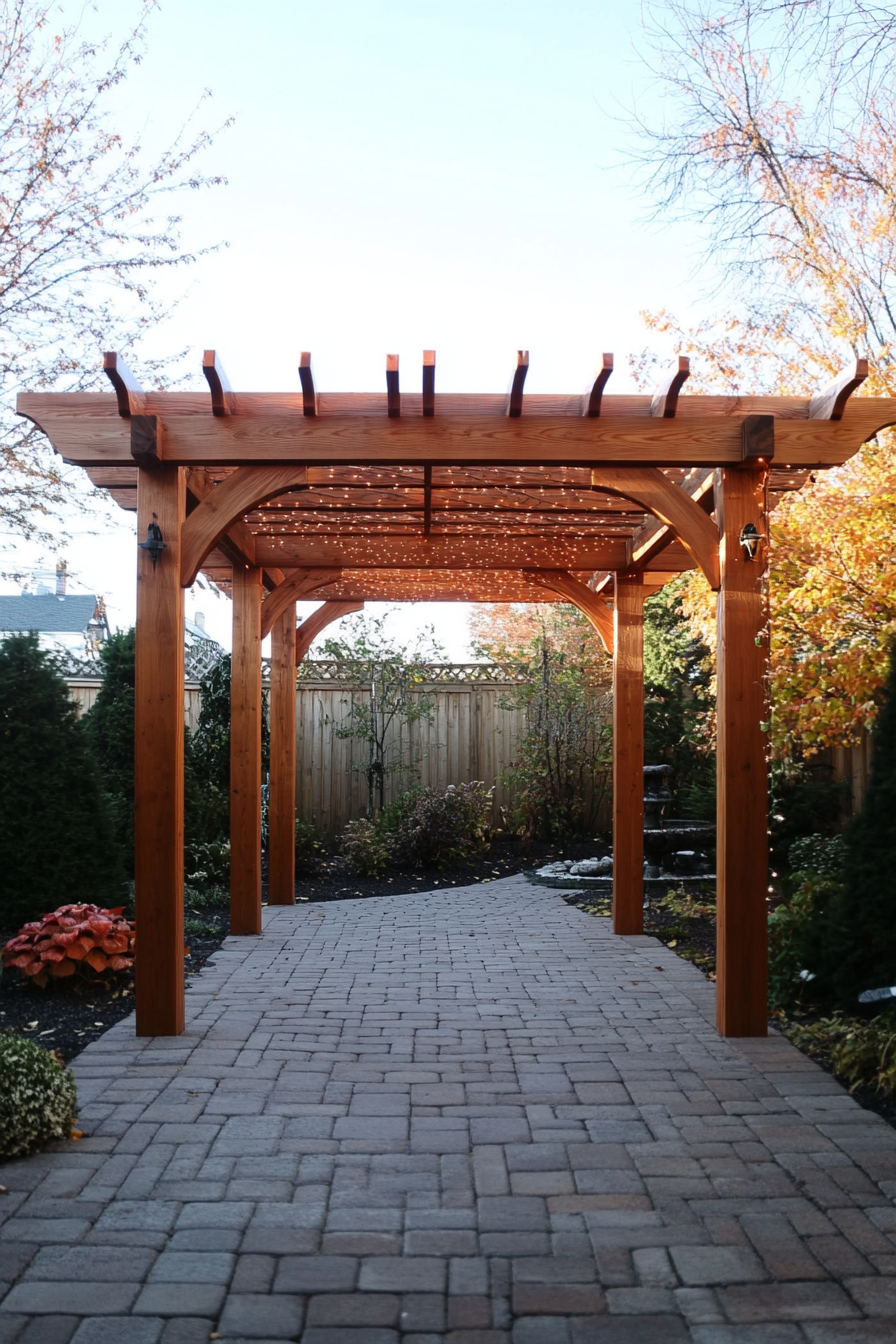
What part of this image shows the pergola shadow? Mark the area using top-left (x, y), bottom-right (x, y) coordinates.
top-left (19, 349), bottom-right (893, 1040)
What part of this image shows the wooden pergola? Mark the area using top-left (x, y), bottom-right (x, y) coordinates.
top-left (20, 350), bottom-right (894, 1040)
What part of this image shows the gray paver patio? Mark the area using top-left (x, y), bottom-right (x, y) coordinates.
top-left (3, 874), bottom-right (896, 1342)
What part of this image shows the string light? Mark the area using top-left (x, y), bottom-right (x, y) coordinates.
top-left (84, 370), bottom-right (803, 603)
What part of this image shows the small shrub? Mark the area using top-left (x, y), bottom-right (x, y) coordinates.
top-left (2, 905), bottom-right (135, 989)
top-left (790, 1013), bottom-right (896, 1098)
top-left (295, 818), bottom-right (326, 875)
top-left (788, 833), bottom-right (846, 883)
top-left (342, 818), bottom-right (391, 878)
top-left (184, 839), bottom-right (230, 889)
top-left (768, 872), bottom-right (842, 1009)
top-left (184, 882), bottom-right (229, 912)
top-left (768, 884), bottom-right (817, 1009)
top-left (387, 782), bottom-right (493, 871)
top-left (0, 1035), bottom-right (78, 1158)
top-left (185, 917), bottom-right (222, 938)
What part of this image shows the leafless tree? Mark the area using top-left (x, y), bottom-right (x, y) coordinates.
top-left (632, 0), bottom-right (896, 391)
top-left (0, 0), bottom-right (228, 546)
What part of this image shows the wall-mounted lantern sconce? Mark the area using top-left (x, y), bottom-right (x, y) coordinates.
top-left (138, 521), bottom-right (166, 570)
top-left (738, 522), bottom-right (765, 561)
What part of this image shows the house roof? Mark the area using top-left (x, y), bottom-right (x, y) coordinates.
top-left (0, 593), bottom-right (99, 634)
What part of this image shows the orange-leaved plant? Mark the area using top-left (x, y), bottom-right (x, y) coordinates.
top-left (2, 904), bottom-right (135, 988)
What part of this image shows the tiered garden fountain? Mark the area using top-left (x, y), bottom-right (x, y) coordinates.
top-left (530, 763), bottom-right (715, 892)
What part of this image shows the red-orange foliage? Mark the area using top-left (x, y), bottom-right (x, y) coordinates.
top-left (470, 602), bottom-right (610, 679)
top-left (2, 904), bottom-right (135, 989)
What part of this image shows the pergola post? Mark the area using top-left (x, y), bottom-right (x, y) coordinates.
top-left (612, 571), bottom-right (645, 935)
top-left (134, 465), bottom-right (186, 1036)
top-left (715, 467), bottom-right (769, 1036)
top-left (268, 603), bottom-right (297, 905)
top-left (230, 564), bottom-right (263, 935)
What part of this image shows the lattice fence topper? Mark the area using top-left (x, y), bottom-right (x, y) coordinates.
top-left (54, 638), bottom-right (227, 684)
top-left (293, 660), bottom-right (528, 685)
top-left (58, 646), bottom-right (527, 686)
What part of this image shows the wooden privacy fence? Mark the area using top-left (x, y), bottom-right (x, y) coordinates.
top-left (67, 661), bottom-right (527, 832)
top-left (292, 666), bottom-right (527, 832)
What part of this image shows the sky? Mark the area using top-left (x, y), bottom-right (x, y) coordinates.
top-left (3, 0), bottom-right (706, 658)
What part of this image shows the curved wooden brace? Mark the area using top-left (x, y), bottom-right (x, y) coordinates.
top-left (180, 465), bottom-right (308, 587)
top-left (260, 568), bottom-right (343, 639)
top-left (522, 569), bottom-right (614, 656)
top-left (591, 467), bottom-right (720, 590)
top-left (296, 600), bottom-right (365, 663)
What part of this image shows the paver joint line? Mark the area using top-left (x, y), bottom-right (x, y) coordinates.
top-left (1, 876), bottom-right (896, 1340)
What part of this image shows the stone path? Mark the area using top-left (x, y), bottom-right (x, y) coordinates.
top-left (3, 876), bottom-right (896, 1343)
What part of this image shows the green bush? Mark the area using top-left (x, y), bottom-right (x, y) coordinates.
top-left (83, 630), bottom-right (230, 874)
top-left (387, 782), bottom-right (492, 870)
top-left (341, 782), bottom-right (493, 877)
top-left (342, 818), bottom-right (391, 878)
top-left (790, 1013), bottom-right (896, 1098)
top-left (767, 835), bottom-right (846, 1009)
top-left (0, 632), bottom-right (125, 927)
top-left (788, 833), bottom-right (846, 884)
top-left (184, 839), bottom-right (230, 889)
top-left (82, 630), bottom-right (136, 865)
top-left (0, 1035), bottom-right (78, 1158)
top-left (295, 818), bottom-right (326, 875)
top-left (184, 882), bottom-right (229, 912)
top-left (818, 644), bottom-right (896, 1003)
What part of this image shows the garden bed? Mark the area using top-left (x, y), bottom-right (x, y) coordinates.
top-left (291, 836), bottom-right (583, 902)
top-left (0, 915), bottom-right (230, 1064)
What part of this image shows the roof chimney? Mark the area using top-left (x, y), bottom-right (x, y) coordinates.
top-left (194, 611), bottom-right (206, 631)
top-left (56, 560), bottom-right (67, 598)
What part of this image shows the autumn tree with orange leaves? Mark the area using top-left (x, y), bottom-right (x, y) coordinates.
top-left (636, 0), bottom-right (896, 758)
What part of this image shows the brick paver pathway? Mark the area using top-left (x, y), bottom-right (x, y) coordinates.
top-left (3, 876), bottom-right (896, 1343)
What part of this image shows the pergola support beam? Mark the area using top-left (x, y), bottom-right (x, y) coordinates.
top-left (612, 572), bottom-right (645, 936)
top-left (134, 465), bottom-right (186, 1036)
top-left (230, 565), bottom-right (264, 935)
top-left (715, 467), bottom-right (769, 1036)
top-left (268, 603), bottom-right (297, 907)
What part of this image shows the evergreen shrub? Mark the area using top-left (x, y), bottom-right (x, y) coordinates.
top-left (821, 643), bottom-right (896, 1003)
top-left (767, 835), bottom-right (845, 1008)
top-left (0, 1035), bottom-right (78, 1158)
top-left (82, 630), bottom-right (136, 864)
top-left (0, 633), bottom-right (124, 928)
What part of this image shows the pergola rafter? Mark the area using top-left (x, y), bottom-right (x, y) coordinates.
top-left (19, 350), bottom-right (896, 1043)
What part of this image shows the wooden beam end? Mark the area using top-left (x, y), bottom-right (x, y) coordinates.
top-left (650, 356), bottom-right (690, 418)
top-left (298, 353), bottom-right (316, 417)
top-left (386, 355), bottom-right (400, 419)
top-left (103, 352), bottom-right (144, 418)
top-left (507, 351), bottom-right (529, 418)
top-left (130, 415), bottom-right (160, 466)
top-left (742, 414), bottom-right (775, 464)
top-left (422, 351), bottom-right (436, 417)
top-left (808, 358), bottom-right (870, 421)
top-left (202, 350), bottom-right (234, 417)
top-left (584, 354), bottom-right (614, 417)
